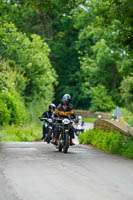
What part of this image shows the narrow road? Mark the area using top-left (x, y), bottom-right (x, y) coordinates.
top-left (0, 138), bottom-right (133, 200)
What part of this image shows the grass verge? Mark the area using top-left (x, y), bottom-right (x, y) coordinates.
top-left (0, 123), bottom-right (42, 142)
top-left (79, 128), bottom-right (133, 159)
top-left (120, 108), bottom-right (133, 127)
top-left (82, 117), bottom-right (96, 123)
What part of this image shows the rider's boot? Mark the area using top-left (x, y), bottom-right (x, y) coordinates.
top-left (44, 137), bottom-right (47, 142)
top-left (70, 139), bottom-right (75, 146)
top-left (41, 132), bottom-right (46, 141)
top-left (51, 138), bottom-right (57, 145)
top-left (36, 135), bottom-right (44, 141)
top-left (40, 136), bottom-right (44, 140)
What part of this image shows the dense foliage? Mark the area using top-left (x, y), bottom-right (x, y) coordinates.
top-left (120, 75), bottom-right (133, 113)
top-left (121, 108), bottom-right (133, 127)
top-left (79, 129), bottom-right (133, 159)
top-left (0, 123), bottom-right (42, 142)
top-left (0, 22), bottom-right (57, 103)
top-left (0, 0), bottom-right (133, 133)
top-left (0, 60), bottom-right (27, 125)
top-left (0, 21), bottom-right (57, 126)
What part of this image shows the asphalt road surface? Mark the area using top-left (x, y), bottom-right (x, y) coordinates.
top-left (0, 125), bottom-right (133, 200)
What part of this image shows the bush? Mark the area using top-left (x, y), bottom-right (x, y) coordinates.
top-left (79, 128), bottom-right (133, 159)
top-left (0, 60), bottom-right (28, 125)
top-left (122, 142), bottom-right (133, 159)
top-left (90, 85), bottom-right (115, 112)
top-left (120, 75), bottom-right (133, 113)
top-left (120, 108), bottom-right (133, 127)
top-left (0, 91), bottom-right (27, 125)
top-left (1, 123), bottom-right (42, 142)
top-left (0, 23), bottom-right (57, 105)
top-left (0, 100), bottom-right (11, 125)
top-left (27, 98), bottom-right (48, 124)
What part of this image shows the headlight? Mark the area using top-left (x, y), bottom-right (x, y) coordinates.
top-left (48, 119), bottom-right (52, 123)
top-left (63, 118), bottom-right (70, 124)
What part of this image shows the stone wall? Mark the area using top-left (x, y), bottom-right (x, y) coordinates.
top-left (75, 110), bottom-right (96, 118)
top-left (75, 110), bottom-right (111, 119)
top-left (94, 119), bottom-right (133, 137)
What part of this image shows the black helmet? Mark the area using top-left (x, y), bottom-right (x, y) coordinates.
top-left (61, 99), bottom-right (69, 106)
top-left (49, 103), bottom-right (56, 111)
top-left (62, 94), bottom-right (71, 102)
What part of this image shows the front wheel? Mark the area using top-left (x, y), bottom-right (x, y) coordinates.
top-left (57, 135), bottom-right (63, 152)
top-left (63, 133), bottom-right (70, 153)
top-left (58, 144), bottom-right (62, 152)
top-left (47, 129), bottom-right (52, 143)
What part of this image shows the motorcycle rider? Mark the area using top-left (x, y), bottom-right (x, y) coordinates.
top-left (62, 93), bottom-right (75, 113)
top-left (52, 98), bottom-right (78, 145)
top-left (75, 115), bottom-right (84, 135)
top-left (78, 116), bottom-right (84, 126)
top-left (39, 103), bottom-right (56, 141)
top-left (62, 94), bottom-right (73, 107)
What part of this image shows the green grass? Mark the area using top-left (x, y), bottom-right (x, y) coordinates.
top-left (79, 128), bottom-right (133, 159)
top-left (0, 123), bottom-right (42, 142)
top-left (82, 117), bottom-right (96, 123)
top-left (120, 108), bottom-right (133, 127)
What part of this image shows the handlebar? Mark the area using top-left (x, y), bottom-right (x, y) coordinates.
top-left (40, 117), bottom-right (48, 120)
top-left (39, 117), bottom-right (53, 122)
top-left (40, 116), bottom-right (77, 123)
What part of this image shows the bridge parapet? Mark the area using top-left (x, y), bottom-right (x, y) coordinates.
top-left (94, 119), bottom-right (133, 137)
top-left (76, 110), bottom-right (111, 119)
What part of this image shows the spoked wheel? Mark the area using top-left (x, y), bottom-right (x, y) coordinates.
top-left (57, 136), bottom-right (62, 152)
top-left (47, 129), bottom-right (52, 144)
top-left (58, 144), bottom-right (62, 152)
top-left (63, 134), bottom-right (70, 153)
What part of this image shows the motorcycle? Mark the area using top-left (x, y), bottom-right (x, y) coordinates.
top-left (41, 118), bottom-right (54, 143)
top-left (75, 116), bottom-right (84, 136)
top-left (54, 117), bottom-right (74, 153)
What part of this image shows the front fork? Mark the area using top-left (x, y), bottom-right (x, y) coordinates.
top-left (57, 127), bottom-right (69, 146)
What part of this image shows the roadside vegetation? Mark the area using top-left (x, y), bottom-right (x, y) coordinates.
top-left (0, 22), bottom-right (56, 141)
top-left (0, 0), bottom-right (133, 141)
top-left (120, 108), bottom-right (133, 127)
top-left (82, 117), bottom-right (96, 123)
top-left (79, 129), bottom-right (133, 159)
top-left (82, 108), bottom-right (133, 127)
top-left (0, 124), bottom-right (42, 142)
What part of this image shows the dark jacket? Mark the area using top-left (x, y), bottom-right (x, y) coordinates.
top-left (55, 103), bottom-right (78, 121)
top-left (40, 110), bottom-right (53, 120)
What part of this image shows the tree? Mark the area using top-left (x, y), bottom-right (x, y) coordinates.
top-left (1, 0), bottom-right (132, 111)
top-left (0, 60), bottom-right (27, 125)
top-left (73, 1), bottom-right (133, 107)
top-left (89, 85), bottom-right (115, 112)
top-left (0, 0), bottom-right (87, 108)
top-left (91, 0), bottom-right (133, 54)
top-left (120, 75), bottom-right (133, 113)
top-left (0, 22), bottom-right (57, 104)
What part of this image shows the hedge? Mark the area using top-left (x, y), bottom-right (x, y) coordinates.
top-left (79, 129), bottom-right (133, 159)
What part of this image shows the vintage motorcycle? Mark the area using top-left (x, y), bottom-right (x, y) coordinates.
top-left (41, 118), bottom-right (54, 143)
top-left (54, 117), bottom-right (74, 153)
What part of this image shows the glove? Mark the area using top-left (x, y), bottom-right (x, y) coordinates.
top-left (39, 117), bottom-right (43, 121)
